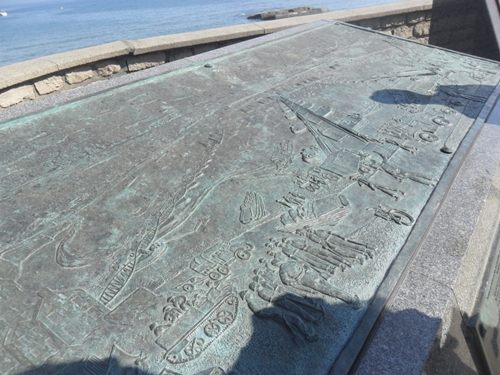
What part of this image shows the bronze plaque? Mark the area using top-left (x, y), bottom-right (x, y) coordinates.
top-left (1, 23), bottom-right (499, 375)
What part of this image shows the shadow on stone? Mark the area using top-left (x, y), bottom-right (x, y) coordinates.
top-left (423, 308), bottom-right (485, 375)
top-left (17, 357), bottom-right (152, 375)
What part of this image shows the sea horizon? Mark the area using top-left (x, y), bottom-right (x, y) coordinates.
top-left (0, 0), bottom-right (408, 67)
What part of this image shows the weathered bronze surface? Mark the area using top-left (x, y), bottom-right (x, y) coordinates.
top-left (1, 23), bottom-right (499, 375)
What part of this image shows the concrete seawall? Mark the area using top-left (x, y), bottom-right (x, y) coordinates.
top-left (0, 0), bottom-right (497, 109)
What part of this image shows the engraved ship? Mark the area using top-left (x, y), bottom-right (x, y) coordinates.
top-left (280, 96), bottom-right (417, 154)
top-left (279, 96), bottom-right (375, 148)
top-left (98, 130), bottom-right (225, 307)
top-left (99, 212), bottom-right (160, 305)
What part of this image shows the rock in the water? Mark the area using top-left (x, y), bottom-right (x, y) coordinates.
top-left (247, 6), bottom-right (324, 21)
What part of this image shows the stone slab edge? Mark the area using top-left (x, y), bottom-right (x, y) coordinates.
top-left (349, 85), bottom-right (500, 375)
top-left (0, 0), bottom-right (432, 91)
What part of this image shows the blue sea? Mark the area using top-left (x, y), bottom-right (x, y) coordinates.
top-left (0, 0), bottom-right (404, 67)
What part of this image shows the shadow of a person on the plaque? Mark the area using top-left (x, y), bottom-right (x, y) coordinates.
top-left (227, 294), bottom-right (478, 375)
top-left (14, 293), bottom-right (480, 375)
top-left (370, 84), bottom-right (497, 119)
top-left (16, 356), bottom-right (153, 375)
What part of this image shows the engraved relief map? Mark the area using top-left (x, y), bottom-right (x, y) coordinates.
top-left (1, 23), bottom-right (500, 375)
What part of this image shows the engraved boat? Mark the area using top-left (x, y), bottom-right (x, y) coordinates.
top-left (0, 11), bottom-right (8, 17)
top-left (99, 257), bottom-right (136, 305)
top-left (279, 96), bottom-right (374, 146)
top-left (99, 212), bottom-right (160, 305)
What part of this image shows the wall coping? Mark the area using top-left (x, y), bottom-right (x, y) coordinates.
top-left (0, 0), bottom-right (432, 91)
